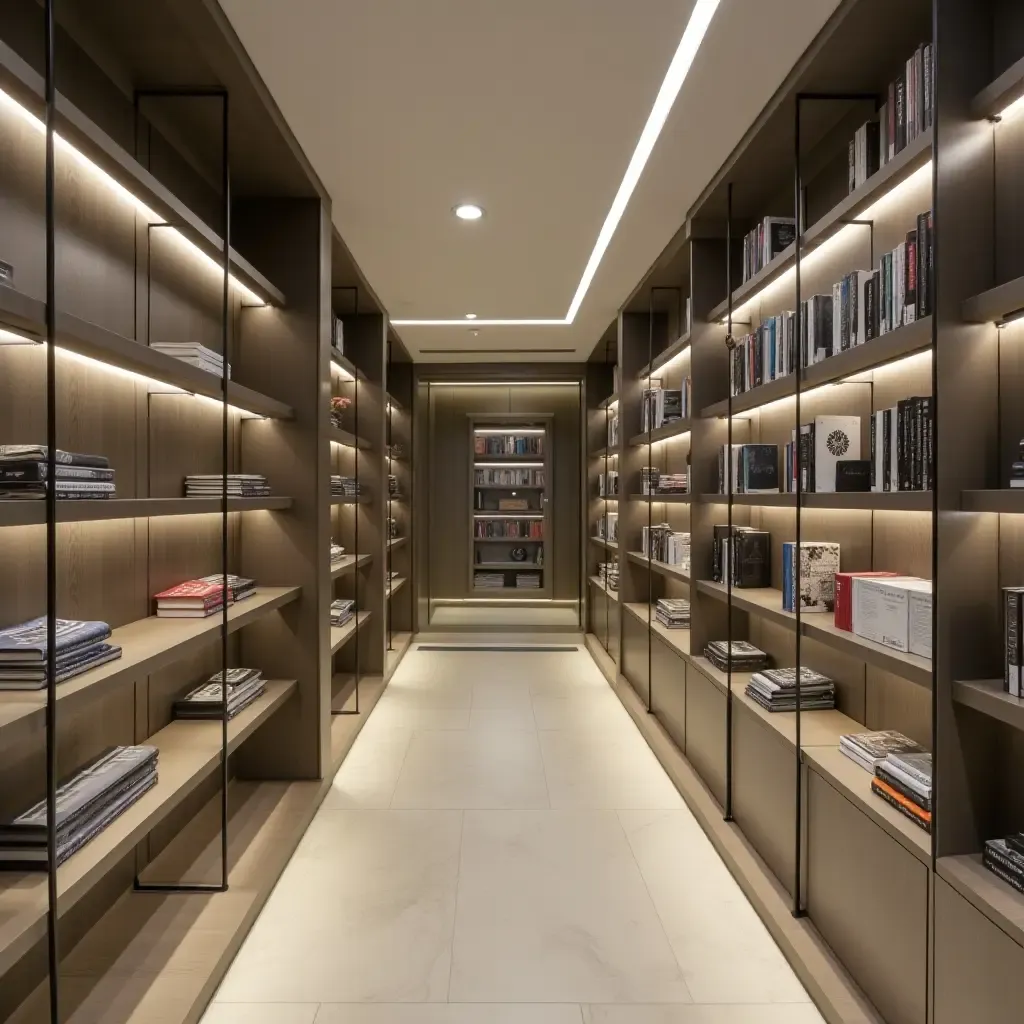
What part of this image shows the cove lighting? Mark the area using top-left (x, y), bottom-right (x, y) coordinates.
top-left (431, 381), bottom-right (579, 387)
top-left (454, 204), bottom-right (484, 221)
top-left (393, 0), bottom-right (721, 328)
top-left (476, 462), bottom-right (543, 468)
top-left (474, 428), bottom-right (545, 435)
top-left (998, 95), bottom-right (1024, 123)
top-left (465, 313), bottom-right (477, 320)
top-left (0, 86), bottom-right (266, 307)
top-left (0, 326), bottom-right (38, 345)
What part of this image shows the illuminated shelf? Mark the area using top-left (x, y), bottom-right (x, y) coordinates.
top-left (695, 579), bottom-right (931, 687)
top-left (386, 576), bottom-right (408, 599)
top-left (707, 130), bottom-right (933, 324)
top-left (700, 491), bottom-right (932, 511)
top-left (952, 678), bottom-right (1024, 733)
top-left (473, 536), bottom-right (543, 543)
top-left (961, 490), bottom-right (1024, 512)
top-left (599, 393), bottom-right (619, 410)
top-left (0, 588), bottom-right (300, 747)
top-left (0, 496), bottom-right (292, 527)
top-left (701, 316), bottom-right (933, 419)
top-left (329, 348), bottom-right (364, 380)
top-left (330, 610), bottom-right (372, 655)
top-left (938, 854), bottom-right (1024, 950)
top-left (638, 331), bottom-right (691, 379)
top-left (628, 493), bottom-right (691, 504)
top-left (0, 287), bottom-right (294, 420)
top-left (473, 455), bottom-right (544, 463)
top-left (971, 53), bottom-right (1024, 120)
top-left (388, 536), bottom-right (408, 550)
top-left (590, 537), bottom-right (616, 550)
top-left (626, 551), bottom-right (691, 584)
top-left (963, 275), bottom-right (1024, 324)
top-left (628, 419), bottom-right (692, 446)
top-left (591, 446), bottom-right (617, 459)
top-left (0, 39), bottom-right (284, 305)
top-left (331, 553), bottom-right (372, 579)
top-left (327, 424), bottom-right (372, 449)
top-left (623, 602), bottom-right (691, 659)
top-left (331, 495), bottom-right (372, 506)
top-left (472, 484), bottom-right (545, 490)
top-left (589, 575), bottom-right (619, 602)
top-left (0, 679), bottom-right (296, 980)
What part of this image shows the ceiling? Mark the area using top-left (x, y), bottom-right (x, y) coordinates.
top-left (219, 0), bottom-right (841, 361)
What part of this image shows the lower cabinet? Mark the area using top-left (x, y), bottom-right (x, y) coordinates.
top-left (621, 609), bottom-right (650, 706)
top-left (651, 633), bottom-right (685, 752)
top-left (685, 662), bottom-right (726, 807)
top-left (933, 875), bottom-right (1024, 1024)
top-left (806, 767), bottom-right (928, 1024)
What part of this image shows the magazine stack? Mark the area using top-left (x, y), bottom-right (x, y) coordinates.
top-left (0, 617), bottom-right (122, 690)
top-left (330, 599), bottom-right (355, 627)
top-left (173, 668), bottom-right (266, 720)
top-left (704, 641), bottom-right (768, 674)
top-left (0, 445), bottom-right (115, 500)
top-left (655, 598), bottom-right (690, 629)
top-left (745, 667), bottom-right (836, 712)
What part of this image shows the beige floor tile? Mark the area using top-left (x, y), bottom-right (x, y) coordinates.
top-left (471, 678), bottom-right (535, 710)
top-left (362, 704), bottom-right (472, 731)
top-left (531, 692), bottom-right (633, 731)
top-left (203, 1004), bottom-right (319, 1024)
top-left (617, 810), bottom-right (810, 1004)
top-left (582, 1006), bottom-right (825, 1023)
top-left (321, 726), bottom-right (413, 809)
top-left (538, 732), bottom-right (684, 810)
top-left (449, 810), bottom-right (691, 1004)
top-left (215, 811), bottom-right (462, 1003)
top-left (468, 707), bottom-right (538, 731)
top-left (391, 728), bottom-right (549, 809)
top-left (315, 1005), bottom-right (584, 1023)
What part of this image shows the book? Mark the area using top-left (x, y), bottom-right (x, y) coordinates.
top-left (154, 580), bottom-right (228, 616)
top-left (875, 765), bottom-right (932, 811)
top-left (704, 641), bottom-right (768, 673)
top-left (871, 776), bottom-right (930, 831)
top-left (852, 576), bottom-right (931, 654)
top-left (839, 730), bottom-right (926, 772)
top-left (0, 643), bottom-right (123, 689)
top-left (1006, 588), bottom-right (1024, 697)
top-left (197, 574), bottom-right (257, 602)
top-left (0, 446), bottom-right (109, 468)
top-left (0, 463), bottom-right (115, 482)
top-left (782, 542), bottom-right (840, 613)
top-left (834, 572), bottom-right (900, 631)
top-left (0, 617), bottom-right (113, 663)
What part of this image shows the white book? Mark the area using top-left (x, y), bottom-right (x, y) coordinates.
top-left (811, 415), bottom-right (860, 493)
top-left (832, 281), bottom-right (842, 357)
top-left (852, 576), bottom-right (928, 653)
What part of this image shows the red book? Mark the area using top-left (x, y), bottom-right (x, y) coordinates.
top-left (834, 571), bottom-right (899, 631)
top-left (154, 579), bottom-right (226, 609)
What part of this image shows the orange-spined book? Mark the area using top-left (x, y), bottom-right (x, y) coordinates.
top-left (871, 776), bottom-right (931, 832)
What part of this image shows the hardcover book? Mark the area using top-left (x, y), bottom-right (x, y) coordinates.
top-left (0, 617), bottom-right (112, 663)
top-left (782, 542), bottom-right (840, 613)
top-left (839, 730), bottom-right (926, 772)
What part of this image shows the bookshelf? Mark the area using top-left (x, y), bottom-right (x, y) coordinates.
top-left (0, 6), bottom-right (412, 1022)
top-left (470, 416), bottom-right (550, 598)
top-left (582, 2), bottom-right (974, 1021)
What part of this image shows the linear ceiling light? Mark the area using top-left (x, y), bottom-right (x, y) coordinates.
top-left (0, 87), bottom-right (266, 306)
top-left (392, 0), bottom-right (720, 328)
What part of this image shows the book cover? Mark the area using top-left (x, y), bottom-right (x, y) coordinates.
top-left (741, 445), bottom-right (779, 493)
top-left (1005, 588), bottom-right (1024, 697)
top-left (0, 446), bottom-right (109, 468)
top-left (871, 777), bottom-right (931, 831)
top-left (0, 617), bottom-right (112, 663)
top-left (811, 416), bottom-right (860, 493)
top-left (834, 572), bottom-right (899, 631)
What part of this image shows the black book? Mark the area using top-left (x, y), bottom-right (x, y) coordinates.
top-left (815, 294), bottom-right (833, 361)
top-left (875, 765), bottom-right (932, 812)
top-left (1007, 833), bottom-right (1024, 858)
top-left (916, 213), bottom-right (929, 318)
top-left (0, 446), bottom-right (109, 469)
top-left (741, 445), bottom-right (779, 493)
top-left (865, 120), bottom-right (880, 179)
top-left (864, 275), bottom-right (876, 343)
top-left (730, 530), bottom-right (771, 589)
top-left (0, 463), bottom-right (115, 483)
top-left (895, 76), bottom-right (907, 153)
top-left (713, 524), bottom-right (752, 583)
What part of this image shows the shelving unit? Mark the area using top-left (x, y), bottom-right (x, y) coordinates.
top-left (582, 3), bottom-right (960, 1022)
top-left (470, 417), bottom-right (549, 597)
top-left (0, 7), bottom-right (413, 1023)
top-left (385, 334), bottom-right (414, 664)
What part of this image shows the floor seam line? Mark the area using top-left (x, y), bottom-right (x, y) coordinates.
top-left (446, 808), bottom-right (467, 1003)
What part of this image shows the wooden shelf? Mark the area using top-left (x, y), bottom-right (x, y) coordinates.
top-left (961, 489), bottom-right (1024, 513)
top-left (472, 484), bottom-right (545, 490)
top-left (700, 491), bottom-right (933, 511)
top-left (589, 575), bottom-right (619, 602)
top-left (0, 496), bottom-right (293, 527)
top-left (599, 393), bottom-right (620, 410)
top-left (623, 602), bottom-right (692, 660)
top-left (628, 493), bottom-right (691, 504)
top-left (708, 130), bottom-right (933, 324)
top-left (329, 348), bottom-right (364, 381)
top-left (803, 744), bottom-right (931, 867)
top-left (952, 678), bottom-right (1024, 732)
top-left (0, 287), bottom-right (293, 420)
top-left (628, 419), bottom-right (692, 446)
top-left (473, 537), bottom-right (543, 543)
top-left (386, 576), bottom-right (408, 599)
top-left (638, 331), bottom-right (691, 379)
top-left (330, 553), bottom-right (372, 579)
top-left (331, 494), bottom-right (371, 506)
top-left (963, 275), bottom-right (1024, 324)
top-left (938, 854), bottom-right (1024, 949)
top-left (388, 536), bottom-right (408, 550)
top-left (594, 495), bottom-right (619, 503)
top-left (701, 316), bottom-right (933, 419)
top-left (625, 551), bottom-right (691, 584)
top-left (0, 588), bottom-right (300, 746)
top-left (0, 40), bottom-right (285, 306)
top-left (972, 53), bottom-right (1024, 120)
top-left (386, 633), bottom-right (414, 682)
top-left (473, 454), bottom-right (544, 462)
top-left (327, 424), bottom-right (372, 449)
top-left (590, 537), bottom-right (616, 550)
top-left (590, 446), bottom-right (617, 460)
top-left (473, 562), bottom-right (544, 570)
top-left (330, 610), bottom-right (371, 655)
top-left (696, 579), bottom-right (932, 687)
top-left (0, 679), bottom-right (296, 979)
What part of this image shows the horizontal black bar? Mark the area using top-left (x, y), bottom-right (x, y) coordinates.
top-left (133, 881), bottom-right (227, 893)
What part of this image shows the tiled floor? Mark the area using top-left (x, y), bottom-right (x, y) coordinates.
top-left (205, 643), bottom-right (825, 1024)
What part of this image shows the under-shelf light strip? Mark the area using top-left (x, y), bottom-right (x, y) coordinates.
top-left (0, 86), bottom-right (266, 306)
top-left (728, 161), bottom-right (934, 325)
top-left (475, 461), bottom-right (543, 468)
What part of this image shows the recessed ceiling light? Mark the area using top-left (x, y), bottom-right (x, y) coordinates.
top-left (454, 203), bottom-right (484, 220)
top-left (465, 313), bottom-right (477, 320)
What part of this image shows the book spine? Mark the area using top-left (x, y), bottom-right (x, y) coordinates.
top-left (1006, 590), bottom-right (1023, 697)
top-left (983, 855), bottom-right (1024, 896)
top-left (872, 779), bottom-right (930, 832)
top-left (876, 768), bottom-right (932, 812)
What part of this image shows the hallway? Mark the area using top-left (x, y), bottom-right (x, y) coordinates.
top-left (202, 643), bottom-right (825, 1024)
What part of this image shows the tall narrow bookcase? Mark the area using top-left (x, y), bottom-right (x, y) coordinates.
top-left (587, 383), bottom-right (621, 659)
top-left (470, 416), bottom-right (550, 598)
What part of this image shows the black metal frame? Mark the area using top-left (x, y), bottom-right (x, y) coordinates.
top-left (386, 336), bottom-right (394, 655)
top-left (131, 85), bottom-right (231, 896)
top-left (724, 182), bottom-right (735, 823)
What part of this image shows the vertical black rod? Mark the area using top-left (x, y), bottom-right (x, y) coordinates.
top-left (386, 340), bottom-right (393, 653)
top-left (354, 370), bottom-right (360, 713)
top-left (724, 182), bottom-right (734, 823)
top-left (793, 95), bottom-right (804, 917)
top-left (219, 92), bottom-right (230, 890)
top-left (646, 299), bottom-right (654, 713)
top-left (43, 1), bottom-right (60, 1019)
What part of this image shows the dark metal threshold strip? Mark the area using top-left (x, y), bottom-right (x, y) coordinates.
top-left (415, 645), bottom-right (579, 652)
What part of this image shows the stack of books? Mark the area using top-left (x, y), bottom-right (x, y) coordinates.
top-left (388, 474), bottom-right (400, 497)
top-left (330, 542), bottom-right (346, 564)
top-left (0, 617), bottom-right (122, 690)
top-left (332, 475), bottom-right (361, 498)
top-left (198, 573), bottom-right (257, 603)
top-left (154, 575), bottom-right (256, 618)
top-left (641, 524), bottom-right (690, 569)
top-left (595, 511), bottom-right (618, 543)
top-left (871, 751), bottom-right (932, 833)
top-left (474, 572), bottom-right (505, 589)
top-left (983, 834), bottom-right (1024, 894)
top-left (642, 467), bottom-right (688, 495)
top-left (641, 381), bottom-right (690, 431)
top-left (597, 561), bottom-right (619, 592)
top-left (704, 641), bottom-right (768, 674)
top-left (330, 599), bottom-right (355, 627)
top-left (184, 474), bottom-right (270, 498)
top-left (151, 341), bottom-right (229, 377)
top-left (742, 216), bottom-right (796, 283)
top-left (655, 598), bottom-right (690, 629)
top-left (173, 668), bottom-right (266, 720)
top-left (516, 572), bottom-right (541, 589)
top-left (745, 667), bottom-right (836, 712)
top-left (839, 730), bottom-right (926, 772)
top-left (0, 446), bottom-right (115, 500)
top-left (0, 745), bottom-right (158, 869)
